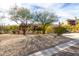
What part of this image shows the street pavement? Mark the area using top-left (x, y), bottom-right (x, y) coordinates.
top-left (29, 33), bottom-right (79, 56)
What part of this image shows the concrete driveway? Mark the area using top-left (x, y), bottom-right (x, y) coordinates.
top-left (62, 33), bottom-right (79, 40)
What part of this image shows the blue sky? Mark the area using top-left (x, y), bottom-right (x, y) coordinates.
top-left (0, 0), bottom-right (79, 25)
top-left (15, 3), bottom-right (79, 22)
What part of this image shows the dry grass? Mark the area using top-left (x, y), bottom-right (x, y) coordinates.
top-left (0, 34), bottom-right (72, 56)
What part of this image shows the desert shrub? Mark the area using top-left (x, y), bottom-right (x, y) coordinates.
top-left (64, 23), bottom-right (79, 32)
top-left (53, 26), bottom-right (68, 36)
top-left (40, 24), bottom-right (52, 34)
top-left (9, 25), bottom-right (19, 30)
top-left (3, 25), bottom-right (19, 33)
top-left (31, 24), bottom-right (53, 34)
top-left (28, 25), bottom-right (53, 34)
top-left (64, 25), bottom-right (72, 32)
top-left (29, 25), bottom-right (42, 34)
top-left (75, 23), bottom-right (79, 32)
top-left (45, 25), bottom-right (53, 33)
top-left (0, 25), bottom-right (22, 34)
top-left (0, 26), bottom-right (4, 34)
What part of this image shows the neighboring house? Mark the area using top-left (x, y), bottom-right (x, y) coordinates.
top-left (67, 19), bottom-right (76, 25)
top-left (61, 20), bottom-right (68, 25)
top-left (61, 19), bottom-right (77, 26)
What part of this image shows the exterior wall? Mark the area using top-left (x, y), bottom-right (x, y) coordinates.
top-left (61, 20), bottom-right (76, 26)
top-left (61, 20), bottom-right (68, 25)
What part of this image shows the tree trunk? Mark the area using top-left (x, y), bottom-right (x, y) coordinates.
top-left (42, 24), bottom-right (46, 34)
top-left (22, 28), bottom-right (26, 35)
top-left (20, 20), bottom-right (27, 35)
top-left (17, 30), bottom-right (20, 34)
top-left (12, 30), bottom-right (16, 34)
top-left (42, 29), bottom-right (45, 34)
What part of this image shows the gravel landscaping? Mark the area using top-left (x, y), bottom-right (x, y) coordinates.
top-left (0, 34), bottom-right (73, 56)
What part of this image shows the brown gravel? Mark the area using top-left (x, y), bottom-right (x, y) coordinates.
top-left (0, 34), bottom-right (73, 56)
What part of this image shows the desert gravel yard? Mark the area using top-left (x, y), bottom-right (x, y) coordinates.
top-left (0, 34), bottom-right (73, 56)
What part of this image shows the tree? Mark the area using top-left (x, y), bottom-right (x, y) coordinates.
top-left (9, 6), bottom-right (31, 24)
top-left (32, 11), bottom-right (57, 34)
top-left (9, 6), bottom-right (32, 35)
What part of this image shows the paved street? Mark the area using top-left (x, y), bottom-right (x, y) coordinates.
top-left (29, 33), bottom-right (79, 56)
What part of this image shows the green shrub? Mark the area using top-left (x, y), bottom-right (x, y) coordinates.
top-left (2, 25), bottom-right (19, 34)
top-left (0, 26), bottom-right (5, 34)
top-left (64, 24), bottom-right (79, 32)
top-left (53, 26), bottom-right (68, 36)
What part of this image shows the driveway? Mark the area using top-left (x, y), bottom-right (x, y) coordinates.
top-left (62, 33), bottom-right (79, 40)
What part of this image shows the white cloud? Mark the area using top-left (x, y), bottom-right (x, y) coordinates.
top-left (0, 0), bottom-right (16, 10)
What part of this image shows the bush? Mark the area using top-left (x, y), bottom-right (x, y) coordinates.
top-left (0, 26), bottom-right (4, 34)
top-left (53, 26), bottom-right (68, 36)
top-left (1, 25), bottom-right (19, 34)
top-left (29, 25), bottom-right (42, 34)
top-left (45, 25), bottom-right (53, 33)
top-left (64, 23), bottom-right (79, 32)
